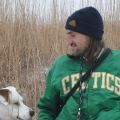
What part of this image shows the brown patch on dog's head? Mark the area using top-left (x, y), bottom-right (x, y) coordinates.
top-left (0, 89), bottom-right (9, 103)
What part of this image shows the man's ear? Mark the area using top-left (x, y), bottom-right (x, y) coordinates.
top-left (0, 89), bottom-right (9, 105)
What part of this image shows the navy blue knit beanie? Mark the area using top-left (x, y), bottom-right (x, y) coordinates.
top-left (65, 7), bottom-right (104, 40)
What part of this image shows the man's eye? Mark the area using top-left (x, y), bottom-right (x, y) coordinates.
top-left (71, 35), bottom-right (75, 37)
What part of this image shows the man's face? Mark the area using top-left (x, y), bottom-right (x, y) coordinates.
top-left (66, 30), bottom-right (90, 57)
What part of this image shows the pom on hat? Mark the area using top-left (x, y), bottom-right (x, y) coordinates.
top-left (65, 7), bottom-right (104, 40)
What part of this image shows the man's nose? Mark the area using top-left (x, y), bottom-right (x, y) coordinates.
top-left (67, 37), bottom-right (73, 45)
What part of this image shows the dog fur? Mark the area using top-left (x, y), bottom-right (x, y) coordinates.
top-left (0, 86), bottom-right (35, 120)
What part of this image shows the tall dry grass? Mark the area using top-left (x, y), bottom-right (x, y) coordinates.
top-left (0, 0), bottom-right (120, 119)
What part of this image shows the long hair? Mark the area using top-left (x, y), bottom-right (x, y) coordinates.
top-left (67, 37), bottom-right (106, 69)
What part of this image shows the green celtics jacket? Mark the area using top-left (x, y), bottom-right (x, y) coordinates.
top-left (37, 49), bottom-right (120, 120)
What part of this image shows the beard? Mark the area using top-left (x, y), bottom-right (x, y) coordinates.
top-left (67, 47), bottom-right (88, 60)
top-left (72, 45), bottom-right (89, 58)
top-left (72, 48), bottom-right (83, 57)
top-left (67, 43), bottom-right (90, 60)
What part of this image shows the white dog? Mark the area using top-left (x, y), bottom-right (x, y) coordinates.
top-left (0, 86), bottom-right (35, 120)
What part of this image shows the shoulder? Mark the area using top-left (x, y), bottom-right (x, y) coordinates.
top-left (107, 49), bottom-right (120, 62)
top-left (51, 53), bottom-right (78, 71)
top-left (54, 53), bottom-right (73, 65)
top-left (110, 49), bottom-right (120, 56)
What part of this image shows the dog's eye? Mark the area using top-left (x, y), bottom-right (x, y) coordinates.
top-left (14, 102), bottom-right (19, 105)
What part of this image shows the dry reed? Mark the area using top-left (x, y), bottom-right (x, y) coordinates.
top-left (0, 0), bottom-right (120, 119)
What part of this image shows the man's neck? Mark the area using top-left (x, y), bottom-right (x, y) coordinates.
top-left (95, 47), bottom-right (105, 59)
top-left (83, 47), bottom-right (105, 61)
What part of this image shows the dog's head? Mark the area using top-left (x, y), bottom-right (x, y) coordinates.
top-left (0, 86), bottom-right (35, 120)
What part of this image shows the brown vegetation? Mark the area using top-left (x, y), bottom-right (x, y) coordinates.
top-left (0, 0), bottom-right (120, 119)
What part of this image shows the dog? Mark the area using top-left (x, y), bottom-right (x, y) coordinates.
top-left (0, 86), bottom-right (35, 120)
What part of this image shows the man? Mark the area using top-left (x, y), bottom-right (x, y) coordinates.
top-left (37, 6), bottom-right (120, 120)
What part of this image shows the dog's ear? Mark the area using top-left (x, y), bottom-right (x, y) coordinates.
top-left (0, 89), bottom-right (9, 105)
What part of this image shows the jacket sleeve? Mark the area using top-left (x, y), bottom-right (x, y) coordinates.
top-left (37, 65), bottom-right (61, 120)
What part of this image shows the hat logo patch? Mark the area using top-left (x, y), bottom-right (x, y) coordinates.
top-left (69, 20), bottom-right (76, 27)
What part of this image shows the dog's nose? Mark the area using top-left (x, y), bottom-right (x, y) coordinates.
top-left (29, 110), bottom-right (35, 117)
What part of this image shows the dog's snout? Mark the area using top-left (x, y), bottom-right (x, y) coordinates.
top-left (29, 110), bottom-right (35, 117)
